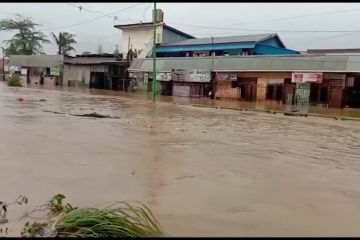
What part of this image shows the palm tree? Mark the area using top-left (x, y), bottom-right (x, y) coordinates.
top-left (51, 32), bottom-right (77, 55)
top-left (0, 15), bottom-right (50, 56)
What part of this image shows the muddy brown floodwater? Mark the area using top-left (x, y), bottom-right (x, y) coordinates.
top-left (1, 84), bottom-right (360, 237)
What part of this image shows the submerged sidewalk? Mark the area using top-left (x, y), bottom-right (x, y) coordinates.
top-left (136, 93), bottom-right (360, 121)
top-left (8, 83), bottom-right (360, 121)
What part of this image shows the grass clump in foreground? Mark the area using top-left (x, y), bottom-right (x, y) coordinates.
top-left (7, 75), bottom-right (22, 87)
top-left (1, 194), bottom-right (163, 237)
top-left (54, 202), bottom-right (162, 237)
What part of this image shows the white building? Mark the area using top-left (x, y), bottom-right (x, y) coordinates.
top-left (113, 9), bottom-right (194, 59)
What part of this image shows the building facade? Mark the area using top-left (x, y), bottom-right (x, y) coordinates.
top-left (129, 54), bottom-right (360, 109)
top-left (63, 54), bottom-right (129, 90)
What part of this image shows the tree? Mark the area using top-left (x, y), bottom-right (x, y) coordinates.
top-left (51, 32), bottom-right (77, 55)
top-left (0, 15), bottom-right (50, 56)
top-left (97, 44), bottom-right (103, 54)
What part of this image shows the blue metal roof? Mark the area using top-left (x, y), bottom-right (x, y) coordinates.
top-left (253, 44), bottom-right (299, 55)
top-left (156, 43), bottom-right (256, 53)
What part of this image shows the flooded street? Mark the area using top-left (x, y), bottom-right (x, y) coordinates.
top-left (1, 83), bottom-right (360, 237)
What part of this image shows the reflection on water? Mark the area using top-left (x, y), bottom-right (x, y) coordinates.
top-left (1, 83), bottom-right (360, 237)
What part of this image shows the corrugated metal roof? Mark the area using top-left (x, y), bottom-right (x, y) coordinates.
top-left (129, 55), bottom-right (360, 73)
top-left (308, 48), bottom-right (360, 54)
top-left (9, 55), bottom-right (64, 67)
top-left (156, 43), bottom-right (256, 53)
top-left (64, 57), bottom-right (116, 65)
top-left (161, 33), bottom-right (277, 47)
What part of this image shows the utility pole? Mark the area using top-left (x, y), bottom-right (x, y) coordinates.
top-left (211, 36), bottom-right (214, 71)
top-left (151, 2), bottom-right (157, 102)
top-left (210, 36), bottom-right (215, 99)
top-left (1, 47), bottom-right (4, 81)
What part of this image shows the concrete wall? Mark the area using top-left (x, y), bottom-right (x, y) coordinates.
top-left (121, 27), bottom-right (155, 55)
top-left (63, 64), bottom-right (91, 87)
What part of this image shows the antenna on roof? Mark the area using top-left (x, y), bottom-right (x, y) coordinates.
top-left (78, 6), bottom-right (83, 12)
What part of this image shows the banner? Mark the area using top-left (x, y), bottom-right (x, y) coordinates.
top-left (50, 66), bottom-right (60, 76)
top-left (291, 72), bottom-right (323, 84)
top-left (20, 68), bottom-right (27, 75)
top-left (174, 69), bottom-right (211, 83)
top-left (156, 72), bottom-right (172, 81)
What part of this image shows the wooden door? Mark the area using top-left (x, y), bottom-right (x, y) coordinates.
top-left (329, 86), bottom-right (343, 108)
top-left (283, 83), bottom-right (295, 104)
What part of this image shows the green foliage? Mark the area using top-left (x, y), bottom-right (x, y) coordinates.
top-left (51, 32), bottom-right (77, 55)
top-left (18, 194), bottom-right (163, 238)
top-left (7, 75), bottom-right (22, 87)
top-left (21, 222), bottom-right (51, 237)
top-left (54, 202), bottom-right (162, 237)
top-left (0, 15), bottom-right (50, 56)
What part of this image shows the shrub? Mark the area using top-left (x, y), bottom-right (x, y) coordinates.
top-left (7, 75), bottom-right (22, 87)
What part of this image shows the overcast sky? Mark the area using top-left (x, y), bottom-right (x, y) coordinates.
top-left (1, 2), bottom-right (360, 55)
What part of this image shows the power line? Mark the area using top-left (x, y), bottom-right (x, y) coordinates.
top-left (219, 7), bottom-right (360, 27)
top-left (65, 3), bottom-right (137, 23)
top-left (168, 22), bottom-right (360, 33)
top-left (40, 3), bottom-right (144, 31)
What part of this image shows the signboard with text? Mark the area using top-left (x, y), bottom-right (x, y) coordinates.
top-left (50, 66), bottom-right (60, 76)
top-left (291, 72), bottom-right (323, 84)
top-left (156, 72), bottom-right (172, 81)
top-left (173, 69), bottom-right (211, 83)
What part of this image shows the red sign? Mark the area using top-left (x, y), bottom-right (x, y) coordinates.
top-left (292, 72), bottom-right (323, 84)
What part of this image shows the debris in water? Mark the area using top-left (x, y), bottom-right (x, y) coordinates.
top-left (42, 110), bottom-right (120, 119)
top-left (131, 169), bottom-right (136, 175)
top-left (284, 112), bottom-right (308, 117)
top-left (202, 130), bottom-right (207, 133)
top-left (16, 97), bottom-right (24, 102)
top-left (147, 124), bottom-right (154, 128)
top-left (39, 99), bottom-right (47, 102)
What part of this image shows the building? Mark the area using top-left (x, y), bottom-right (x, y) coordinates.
top-left (114, 9), bottom-right (194, 60)
top-left (128, 31), bottom-right (300, 98)
top-left (8, 55), bottom-right (65, 88)
top-left (129, 54), bottom-right (360, 108)
top-left (156, 33), bottom-right (299, 58)
top-left (63, 54), bottom-right (129, 90)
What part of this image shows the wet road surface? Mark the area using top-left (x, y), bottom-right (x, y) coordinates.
top-left (1, 84), bottom-right (360, 237)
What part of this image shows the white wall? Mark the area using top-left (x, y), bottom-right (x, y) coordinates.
top-left (121, 27), bottom-right (153, 55)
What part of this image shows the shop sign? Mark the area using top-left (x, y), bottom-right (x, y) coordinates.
top-left (187, 69), bottom-right (211, 82)
top-left (20, 68), bottom-right (27, 75)
top-left (50, 66), bottom-right (60, 76)
top-left (156, 72), bottom-right (172, 81)
top-left (174, 69), bottom-right (211, 83)
top-left (215, 72), bottom-right (237, 81)
top-left (267, 78), bottom-right (284, 84)
top-left (9, 66), bottom-right (21, 72)
top-left (292, 72), bottom-right (323, 84)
